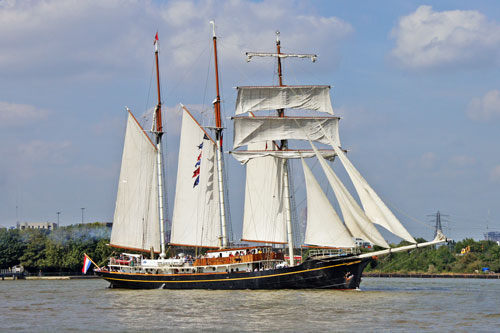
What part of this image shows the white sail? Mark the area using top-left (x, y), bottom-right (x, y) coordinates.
top-left (241, 141), bottom-right (288, 244)
top-left (110, 111), bottom-right (161, 252)
top-left (235, 86), bottom-right (334, 115)
top-left (233, 116), bottom-right (340, 149)
top-left (330, 143), bottom-right (417, 243)
top-left (231, 149), bottom-right (335, 164)
top-left (170, 109), bottom-right (221, 248)
top-left (310, 142), bottom-right (390, 248)
top-left (301, 159), bottom-right (355, 248)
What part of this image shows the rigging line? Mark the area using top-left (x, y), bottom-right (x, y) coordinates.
top-left (280, 46), bottom-right (329, 86)
top-left (217, 41), bottom-right (261, 87)
top-left (202, 38), bottom-right (214, 124)
top-left (144, 62), bottom-right (155, 114)
top-left (219, 143), bottom-right (233, 242)
top-left (384, 199), bottom-right (434, 231)
top-left (165, 41), bottom-right (212, 100)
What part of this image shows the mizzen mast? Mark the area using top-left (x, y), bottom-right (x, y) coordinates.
top-left (153, 32), bottom-right (167, 259)
top-left (210, 21), bottom-right (228, 248)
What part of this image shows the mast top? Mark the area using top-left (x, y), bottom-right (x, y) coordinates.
top-left (153, 32), bottom-right (163, 133)
top-left (210, 20), bottom-right (216, 38)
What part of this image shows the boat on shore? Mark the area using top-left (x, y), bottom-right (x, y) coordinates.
top-left (95, 25), bottom-right (446, 290)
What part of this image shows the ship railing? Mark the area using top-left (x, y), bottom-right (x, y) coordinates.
top-left (193, 253), bottom-right (284, 267)
top-left (308, 248), bottom-right (357, 258)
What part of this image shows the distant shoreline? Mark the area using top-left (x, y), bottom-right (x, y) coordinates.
top-left (363, 272), bottom-right (500, 279)
top-left (3, 273), bottom-right (500, 281)
top-left (1, 275), bottom-right (100, 281)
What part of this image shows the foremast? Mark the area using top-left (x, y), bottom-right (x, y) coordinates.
top-left (246, 31), bottom-right (317, 266)
top-left (210, 21), bottom-right (228, 248)
top-left (153, 33), bottom-right (167, 259)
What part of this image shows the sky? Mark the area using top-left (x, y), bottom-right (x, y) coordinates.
top-left (1, 0), bottom-right (499, 242)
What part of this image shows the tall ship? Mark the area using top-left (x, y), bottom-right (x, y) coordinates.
top-left (95, 25), bottom-right (447, 289)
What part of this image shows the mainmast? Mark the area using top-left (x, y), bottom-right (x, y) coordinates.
top-left (246, 32), bottom-right (317, 266)
top-left (210, 21), bottom-right (228, 248)
top-left (275, 31), bottom-right (294, 267)
top-left (153, 33), bottom-right (167, 259)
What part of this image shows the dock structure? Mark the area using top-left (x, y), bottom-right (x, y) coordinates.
top-left (0, 268), bottom-right (25, 280)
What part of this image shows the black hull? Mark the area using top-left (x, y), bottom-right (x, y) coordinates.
top-left (96, 256), bottom-right (371, 290)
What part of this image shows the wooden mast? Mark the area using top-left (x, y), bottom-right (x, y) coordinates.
top-left (244, 32), bottom-right (316, 264)
top-left (154, 32), bottom-right (167, 259)
top-left (210, 21), bottom-right (228, 248)
top-left (275, 31), bottom-right (295, 266)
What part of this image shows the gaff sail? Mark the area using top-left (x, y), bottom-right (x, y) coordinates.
top-left (170, 108), bottom-right (221, 248)
top-left (110, 111), bottom-right (161, 252)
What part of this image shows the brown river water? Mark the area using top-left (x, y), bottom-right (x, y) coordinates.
top-left (1, 277), bottom-right (499, 332)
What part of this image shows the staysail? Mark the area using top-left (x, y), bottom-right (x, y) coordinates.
top-left (310, 141), bottom-right (390, 248)
top-left (235, 86), bottom-right (334, 115)
top-left (170, 108), bottom-right (221, 248)
top-left (301, 158), bottom-right (355, 248)
top-left (329, 142), bottom-right (416, 243)
top-left (110, 111), bottom-right (161, 252)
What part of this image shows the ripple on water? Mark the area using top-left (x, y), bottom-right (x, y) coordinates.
top-left (1, 277), bottom-right (499, 332)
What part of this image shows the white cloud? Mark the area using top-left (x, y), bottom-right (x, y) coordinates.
top-left (420, 152), bottom-right (437, 169)
top-left (0, 0), bottom-right (352, 83)
top-left (0, 101), bottom-right (48, 125)
top-left (335, 105), bottom-right (388, 130)
top-left (390, 5), bottom-right (500, 69)
top-left (467, 89), bottom-right (500, 121)
top-left (17, 140), bottom-right (71, 164)
top-left (491, 165), bottom-right (500, 182)
top-left (0, 0), bottom-right (155, 80)
top-left (450, 155), bottom-right (476, 168)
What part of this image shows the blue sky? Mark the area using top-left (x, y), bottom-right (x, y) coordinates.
top-left (1, 0), bottom-right (499, 242)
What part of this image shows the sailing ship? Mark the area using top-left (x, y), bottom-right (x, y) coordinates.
top-left (95, 26), bottom-right (447, 289)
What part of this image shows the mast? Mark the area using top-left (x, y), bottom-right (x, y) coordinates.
top-left (275, 31), bottom-right (294, 267)
top-left (244, 33), bottom-right (317, 265)
top-left (153, 33), bottom-right (167, 259)
top-left (210, 21), bottom-right (228, 248)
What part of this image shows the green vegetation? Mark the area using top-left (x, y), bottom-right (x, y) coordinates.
top-left (1, 225), bottom-right (499, 274)
top-left (366, 238), bottom-right (500, 274)
top-left (0, 223), bottom-right (113, 273)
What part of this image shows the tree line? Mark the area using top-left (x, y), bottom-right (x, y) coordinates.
top-left (1, 225), bottom-right (499, 274)
top-left (366, 238), bottom-right (500, 273)
top-left (0, 223), bottom-right (113, 273)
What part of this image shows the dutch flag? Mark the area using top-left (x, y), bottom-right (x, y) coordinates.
top-left (82, 254), bottom-right (92, 274)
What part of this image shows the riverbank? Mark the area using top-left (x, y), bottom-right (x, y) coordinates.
top-left (363, 272), bottom-right (500, 279)
top-left (1, 275), bottom-right (100, 280)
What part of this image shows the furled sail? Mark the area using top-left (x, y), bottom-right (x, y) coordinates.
top-left (329, 142), bottom-right (416, 243)
top-left (110, 111), bottom-right (161, 252)
top-left (231, 149), bottom-right (335, 164)
top-left (310, 142), bottom-right (390, 248)
top-left (246, 52), bottom-right (317, 62)
top-left (301, 158), bottom-right (355, 248)
top-left (233, 116), bottom-right (340, 149)
top-left (170, 109), bottom-right (221, 248)
top-left (235, 86), bottom-right (334, 115)
top-left (241, 141), bottom-right (288, 244)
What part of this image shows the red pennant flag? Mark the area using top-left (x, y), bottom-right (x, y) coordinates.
top-left (154, 32), bottom-right (159, 44)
